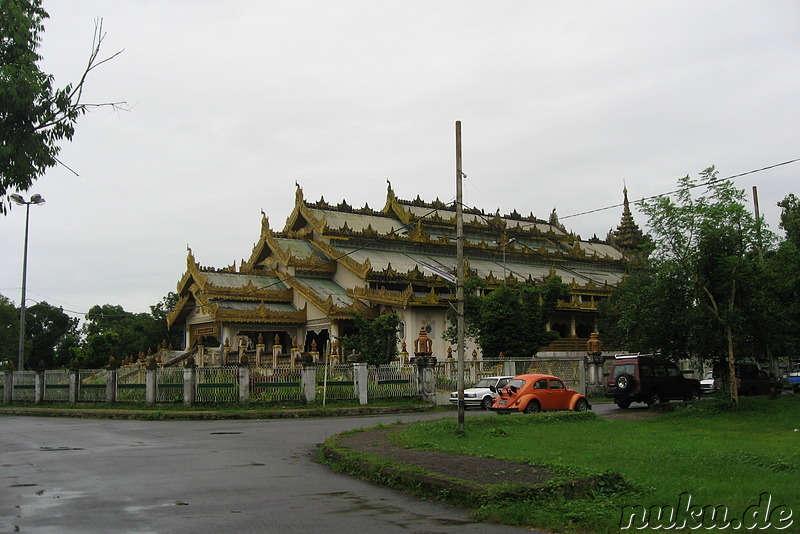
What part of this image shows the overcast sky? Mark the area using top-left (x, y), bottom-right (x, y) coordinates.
top-left (1, 1), bottom-right (798, 318)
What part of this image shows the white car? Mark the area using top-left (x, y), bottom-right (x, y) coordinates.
top-left (700, 371), bottom-right (716, 395)
top-left (449, 376), bottom-right (514, 410)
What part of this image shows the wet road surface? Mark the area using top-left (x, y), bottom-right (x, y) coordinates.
top-left (2, 412), bottom-right (539, 533)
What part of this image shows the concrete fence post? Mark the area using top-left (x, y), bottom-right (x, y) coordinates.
top-left (34, 370), bottom-right (45, 404)
top-left (146, 367), bottom-right (157, 405)
top-left (183, 365), bottom-right (196, 407)
top-left (238, 365), bottom-right (250, 405)
top-left (353, 363), bottom-right (368, 405)
top-left (301, 366), bottom-right (316, 403)
top-left (3, 372), bottom-right (12, 404)
top-left (106, 370), bottom-right (117, 404)
top-left (69, 371), bottom-right (78, 404)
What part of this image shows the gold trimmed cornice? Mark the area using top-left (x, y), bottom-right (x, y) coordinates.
top-left (348, 284), bottom-right (414, 308)
top-left (275, 271), bottom-right (373, 319)
top-left (309, 239), bottom-right (372, 279)
top-left (166, 293), bottom-right (193, 328)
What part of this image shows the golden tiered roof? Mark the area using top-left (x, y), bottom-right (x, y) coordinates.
top-left (171, 183), bottom-right (635, 324)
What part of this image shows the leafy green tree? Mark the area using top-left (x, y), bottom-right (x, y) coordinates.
top-left (636, 167), bottom-right (765, 404)
top-left (149, 291), bottom-right (182, 349)
top-left (777, 194), bottom-right (800, 246)
top-left (446, 276), bottom-right (570, 358)
top-left (762, 194), bottom-right (800, 358)
top-left (341, 312), bottom-right (400, 365)
top-left (70, 331), bottom-right (120, 369)
top-left (599, 265), bottom-right (695, 358)
top-left (0, 293), bottom-right (19, 368)
top-left (82, 304), bottom-right (162, 362)
top-left (0, 0), bottom-right (123, 213)
top-left (23, 301), bottom-right (79, 369)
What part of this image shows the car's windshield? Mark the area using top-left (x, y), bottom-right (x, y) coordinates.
top-left (473, 378), bottom-right (496, 388)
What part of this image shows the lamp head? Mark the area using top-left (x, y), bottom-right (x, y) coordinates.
top-left (9, 194), bottom-right (24, 205)
top-left (30, 194), bottom-right (45, 205)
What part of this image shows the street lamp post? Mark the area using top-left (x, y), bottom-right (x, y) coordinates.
top-left (10, 194), bottom-right (46, 372)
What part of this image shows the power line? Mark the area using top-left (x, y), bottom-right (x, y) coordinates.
top-left (560, 158), bottom-right (800, 221)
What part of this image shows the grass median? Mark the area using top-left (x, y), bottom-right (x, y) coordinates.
top-left (390, 395), bottom-right (800, 532)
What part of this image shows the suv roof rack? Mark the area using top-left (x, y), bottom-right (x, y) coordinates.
top-left (614, 353), bottom-right (661, 359)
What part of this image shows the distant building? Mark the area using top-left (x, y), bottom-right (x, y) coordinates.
top-left (167, 184), bottom-right (639, 363)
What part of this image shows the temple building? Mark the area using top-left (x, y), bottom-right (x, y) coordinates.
top-left (166, 183), bottom-right (642, 364)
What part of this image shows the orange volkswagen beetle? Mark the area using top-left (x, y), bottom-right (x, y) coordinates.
top-left (489, 373), bottom-right (590, 414)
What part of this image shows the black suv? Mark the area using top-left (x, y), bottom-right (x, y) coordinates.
top-left (605, 355), bottom-right (701, 408)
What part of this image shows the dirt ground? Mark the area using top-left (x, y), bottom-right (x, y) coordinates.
top-left (336, 425), bottom-right (556, 486)
top-left (334, 408), bottom-right (661, 486)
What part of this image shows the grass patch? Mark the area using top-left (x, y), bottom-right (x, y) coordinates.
top-left (393, 396), bottom-right (800, 533)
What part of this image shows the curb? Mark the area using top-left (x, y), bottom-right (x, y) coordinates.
top-left (0, 404), bottom-right (436, 420)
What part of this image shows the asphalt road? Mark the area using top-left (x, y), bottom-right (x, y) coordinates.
top-left (1, 411), bottom-right (549, 534)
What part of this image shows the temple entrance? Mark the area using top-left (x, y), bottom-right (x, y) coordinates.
top-left (550, 322), bottom-right (569, 339)
top-left (575, 323), bottom-right (593, 338)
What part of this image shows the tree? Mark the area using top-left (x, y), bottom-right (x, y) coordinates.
top-left (341, 312), bottom-right (400, 366)
top-left (70, 331), bottom-right (120, 370)
top-left (0, 293), bottom-right (19, 368)
top-left (761, 194), bottom-right (800, 358)
top-left (82, 303), bottom-right (163, 362)
top-left (637, 167), bottom-right (764, 404)
top-left (0, 0), bottom-right (124, 213)
top-left (149, 291), bottom-right (182, 349)
top-left (445, 275), bottom-right (570, 359)
top-left (599, 265), bottom-right (697, 359)
top-left (23, 300), bottom-right (79, 369)
top-left (778, 193), bottom-right (800, 246)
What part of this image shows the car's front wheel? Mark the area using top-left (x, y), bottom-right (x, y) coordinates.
top-left (574, 398), bottom-right (589, 412)
top-left (688, 389), bottom-right (701, 402)
top-left (523, 400), bottom-right (541, 414)
top-left (481, 396), bottom-right (493, 410)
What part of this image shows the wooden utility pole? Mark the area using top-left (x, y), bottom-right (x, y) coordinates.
top-left (752, 186), bottom-right (764, 263)
top-left (456, 121), bottom-right (466, 434)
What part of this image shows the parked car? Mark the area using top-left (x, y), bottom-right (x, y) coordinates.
top-left (788, 363), bottom-right (800, 393)
top-left (700, 371), bottom-right (716, 395)
top-left (712, 362), bottom-right (775, 396)
top-left (488, 373), bottom-right (590, 414)
top-left (605, 354), bottom-right (701, 408)
top-left (449, 375), bottom-right (514, 410)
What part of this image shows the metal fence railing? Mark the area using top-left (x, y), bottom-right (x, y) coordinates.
top-left (78, 370), bottom-right (106, 402)
top-left (317, 364), bottom-right (356, 401)
top-left (250, 366), bottom-right (302, 402)
top-left (196, 366), bottom-right (238, 403)
top-left (43, 370), bottom-right (70, 402)
top-left (367, 364), bottom-right (417, 398)
top-left (156, 367), bottom-right (184, 403)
